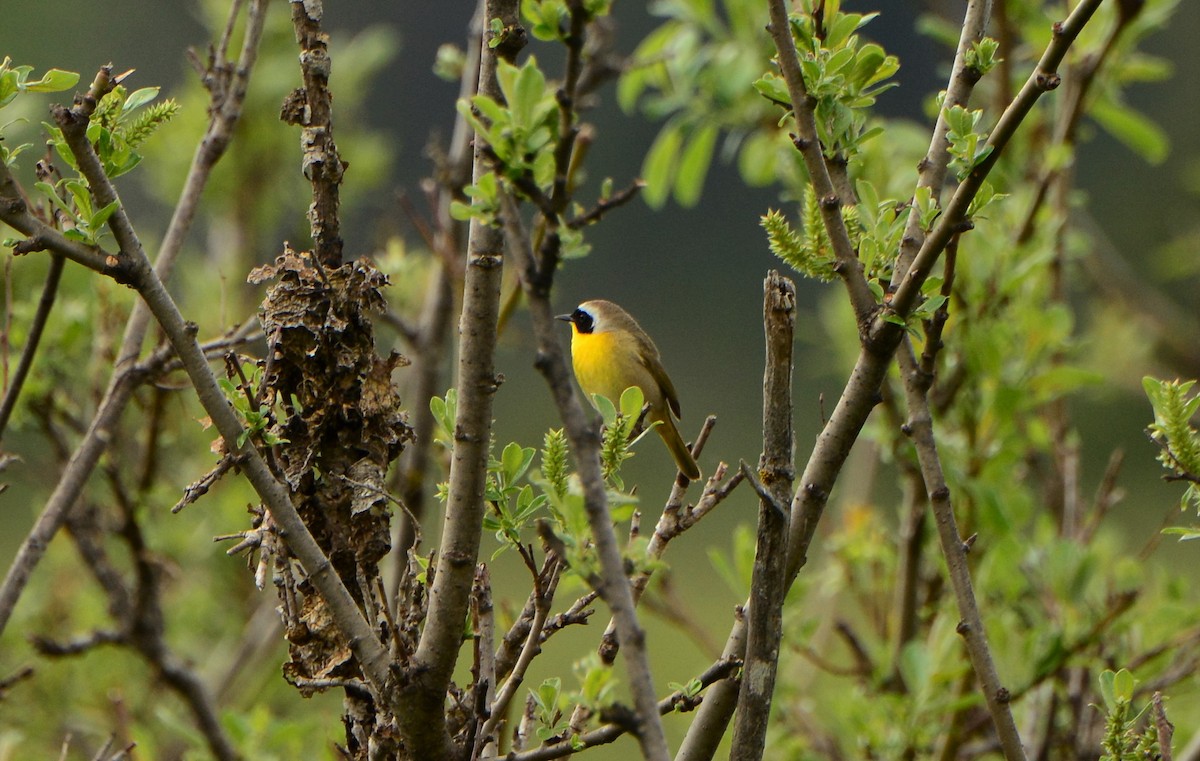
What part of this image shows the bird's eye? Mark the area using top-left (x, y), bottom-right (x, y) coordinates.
top-left (573, 308), bottom-right (595, 334)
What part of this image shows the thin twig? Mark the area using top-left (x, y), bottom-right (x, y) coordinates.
top-left (503, 658), bottom-right (741, 761)
top-left (897, 340), bottom-right (1026, 760)
top-left (891, 0), bottom-right (993, 283)
top-left (478, 559), bottom-right (559, 755)
top-left (764, 0), bottom-right (876, 327)
top-left (0, 0), bottom-right (271, 639)
top-left (505, 187), bottom-right (671, 761)
top-left (0, 254), bottom-right (64, 440)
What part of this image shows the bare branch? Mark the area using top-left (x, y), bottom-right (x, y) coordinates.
top-left (0, 0), bottom-right (270, 638)
top-left (400, 3), bottom-right (523, 758)
top-left (897, 340), bottom-right (1026, 760)
top-left (730, 271), bottom-right (796, 760)
top-left (504, 658), bottom-right (741, 761)
top-left (283, 0), bottom-right (345, 267)
top-left (0, 254), bottom-right (64, 440)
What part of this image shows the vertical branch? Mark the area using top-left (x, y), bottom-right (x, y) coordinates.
top-left (285, 0), bottom-right (345, 268)
top-left (730, 272), bottom-right (796, 761)
top-left (891, 0), bottom-right (993, 283)
top-left (897, 340), bottom-right (1026, 759)
top-left (392, 4), bottom-right (483, 580)
top-left (400, 3), bottom-right (522, 759)
top-left (764, 0), bottom-right (875, 327)
top-left (0, 254), bottom-right (64, 439)
top-left (504, 190), bottom-right (671, 760)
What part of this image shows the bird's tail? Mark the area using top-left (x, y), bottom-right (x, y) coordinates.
top-left (656, 417), bottom-right (701, 481)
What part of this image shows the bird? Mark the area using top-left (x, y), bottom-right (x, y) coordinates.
top-left (557, 299), bottom-right (701, 481)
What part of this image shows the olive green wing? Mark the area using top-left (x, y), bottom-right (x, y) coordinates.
top-left (639, 347), bottom-right (683, 420)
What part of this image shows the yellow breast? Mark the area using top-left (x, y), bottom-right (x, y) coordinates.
top-left (571, 329), bottom-right (663, 415)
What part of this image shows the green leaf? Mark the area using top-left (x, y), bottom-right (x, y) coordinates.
top-left (867, 278), bottom-right (886, 304)
top-left (121, 86), bottom-right (160, 113)
top-left (23, 68), bottom-right (79, 94)
top-left (591, 392), bottom-right (618, 425)
top-left (824, 12), bottom-right (862, 48)
top-left (850, 44), bottom-right (886, 86)
top-left (752, 73), bottom-right (790, 106)
top-left (1162, 526), bottom-right (1200, 541)
top-left (34, 181), bottom-right (72, 218)
top-left (1112, 668), bottom-right (1136, 703)
top-left (641, 122), bottom-right (683, 209)
top-left (618, 385), bottom-right (646, 420)
top-left (1090, 96), bottom-right (1168, 165)
top-left (674, 123), bottom-right (717, 207)
top-left (511, 58), bottom-right (548, 129)
top-left (500, 442), bottom-right (526, 482)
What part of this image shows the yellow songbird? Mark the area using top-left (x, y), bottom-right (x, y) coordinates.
top-left (557, 300), bottom-right (701, 481)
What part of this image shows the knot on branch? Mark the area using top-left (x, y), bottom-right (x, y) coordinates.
top-left (489, 22), bottom-right (529, 61)
top-left (1036, 71), bottom-right (1062, 91)
top-left (1, 195), bottom-right (26, 218)
top-left (299, 48), bottom-right (331, 79)
top-left (470, 251), bottom-right (504, 270)
top-left (789, 133), bottom-right (811, 151)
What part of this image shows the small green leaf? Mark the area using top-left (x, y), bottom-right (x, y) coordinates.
top-left (752, 73), bottom-right (790, 106)
top-left (23, 68), bottom-right (79, 94)
top-left (641, 122), bottom-right (683, 208)
top-left (121, 86), bottom-right (160, 113)
top-left (619, 385), bottom-right (646, 420)
top-left (592, 392), bottom-right (618, 425)
top-left (867, 278), bottom-right (886, 303)
top-left (674, 123), bottom-right (717, 207)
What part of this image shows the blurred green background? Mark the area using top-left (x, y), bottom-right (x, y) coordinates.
top-left (3, 0), bottom-right (1200, 757)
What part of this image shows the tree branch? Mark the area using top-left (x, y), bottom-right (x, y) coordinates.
top-left (896, 340), bottom-right (1026, 760)
top-left (764, 0), bottom-right (876, 327)
top-left (400, 3), bottom-right (522, 758)
top-left (677, 4), bottom-right (1106, 755)
top-left (886, 0), bottom-right (1104, 326)
top-left (0, 0), bottom-right (270, 638)
top-left (0, 253), bottom-right (63, 439)
top-left (892, 0), bottom-right (993, 282)
top-left (730, 271), bottom-right (795, 761)
top-left (283, 0), bottom-right (344, 267)
top-left (503, 195), bottom-right (671, 758)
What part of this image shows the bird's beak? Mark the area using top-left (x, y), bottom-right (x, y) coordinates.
top-left (555, 313), bottom-right (573, 324)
